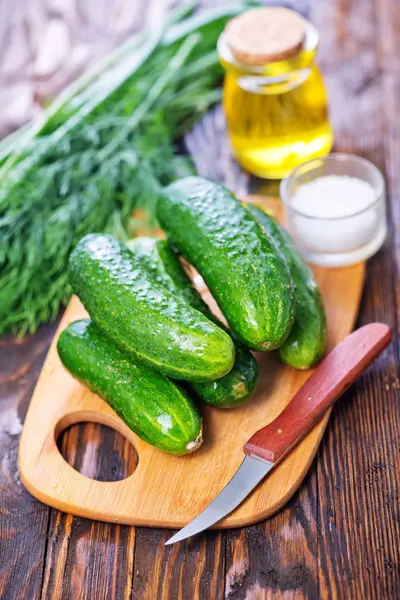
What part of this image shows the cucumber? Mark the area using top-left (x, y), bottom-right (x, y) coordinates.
top-left (68, 234), bottom-right (235, 382)
top-left (127, 237), bottom-right (207, 315)
top-left (128, 237), bottom-right (259, 407)
top-left (158, 177), bottom-right (295, 351)
top-left (57, 320), bottom-right (202, 455)
top-left (247, 204), bottom-right (326, 369)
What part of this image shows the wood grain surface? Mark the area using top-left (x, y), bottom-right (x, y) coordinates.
top-left (0, 0), bottom-right (399, 599)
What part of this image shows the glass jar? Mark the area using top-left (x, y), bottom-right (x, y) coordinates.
top-left (218, 14), bottom-right (333, 179)
top-left (280, 154), bottom-right (386, 267)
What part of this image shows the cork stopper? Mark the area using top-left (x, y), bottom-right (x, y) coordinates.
top-left (225, 7), bottom-right (306, 66)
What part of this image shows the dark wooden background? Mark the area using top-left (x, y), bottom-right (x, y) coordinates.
top-left (1, 0), bottom-right (399, 598)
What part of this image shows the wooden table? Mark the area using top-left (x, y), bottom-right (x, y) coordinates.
top-left (1, 1), bottom-right (399, 598)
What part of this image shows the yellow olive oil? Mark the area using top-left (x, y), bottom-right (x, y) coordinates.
top-left (223, 65), bottom-right (332, 179)
top-left (218, 10), bottom-right (333, 179)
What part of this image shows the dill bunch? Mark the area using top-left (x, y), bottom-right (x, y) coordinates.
top-left (0, 2), bottom-right (254, 336)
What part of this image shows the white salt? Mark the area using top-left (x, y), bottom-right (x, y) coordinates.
top-left (289, 175), bottom-right (380, 256)
top-left (292, 175), bottom-right (376, 218)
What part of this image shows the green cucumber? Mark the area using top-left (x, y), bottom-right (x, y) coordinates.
top-left (68, 233), bottom-right (235, 382)
top-left (157, 177), bottom-right (295, 351)
top-left (128, 237), bottom-right (259, 407)
top-left (57, 320), bottom-right (202, 455)
top-left (247, 205), bottom-right (326, 369)
top-left (127, 237), bottom-right (207, 314)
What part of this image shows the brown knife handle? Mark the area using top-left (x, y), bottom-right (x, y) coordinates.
top-left (244, 323), bottom-right (391, 464)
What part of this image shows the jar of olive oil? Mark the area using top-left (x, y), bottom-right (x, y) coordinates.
top-left (218, 7), bottom-right (333, 179)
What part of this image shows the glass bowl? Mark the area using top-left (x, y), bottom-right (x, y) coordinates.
top-left (280, 153), bottom-right (386, 267)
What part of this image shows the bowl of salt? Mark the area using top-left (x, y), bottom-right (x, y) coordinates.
top-left (280, 153), bottom-right (386, 267)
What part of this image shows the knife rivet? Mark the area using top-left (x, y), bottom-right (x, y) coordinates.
top-left (277, 428), bottom-right (283, 434)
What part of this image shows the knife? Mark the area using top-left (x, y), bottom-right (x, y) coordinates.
top-left (165, 322), bottom-right (391, 546)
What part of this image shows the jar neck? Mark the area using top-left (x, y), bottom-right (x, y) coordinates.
top-left (218, 19), bottom-right (319, 79)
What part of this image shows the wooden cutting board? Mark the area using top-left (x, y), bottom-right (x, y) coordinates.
top-left (18, 196), bottom-right (365, 528)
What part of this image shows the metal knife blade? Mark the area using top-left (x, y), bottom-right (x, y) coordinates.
top-left (165, 455), bottom-right (274, 545)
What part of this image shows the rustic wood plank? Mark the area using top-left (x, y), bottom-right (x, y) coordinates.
top-left (185, 106), bottom-right (250, 197)
top-left (223, 470), bottom-right (319, 599)
top-left (0, 324), bottom-right (56, 600)
top-left (312, 0), bottom-right (400, 598)
top-left (131, 528), bottom-right (225, 600)
top-left (375, 0), bottom-right (400, 288)
top-left (41, 424), bottom-right (137, 600)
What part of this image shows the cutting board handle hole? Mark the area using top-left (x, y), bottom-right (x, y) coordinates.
top-left (56, 419), bottom-right (138, 483)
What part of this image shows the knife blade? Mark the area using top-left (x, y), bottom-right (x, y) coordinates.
top-left (165, 455), bottom-right (272, 545)
top-left (165, 322), bottom-right (391, 546)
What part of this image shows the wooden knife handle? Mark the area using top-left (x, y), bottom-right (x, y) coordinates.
top-left (243, 323), bottom-right (391, 464)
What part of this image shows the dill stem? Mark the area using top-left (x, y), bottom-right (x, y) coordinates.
top-left (100, 33), bottom-right (201, 161)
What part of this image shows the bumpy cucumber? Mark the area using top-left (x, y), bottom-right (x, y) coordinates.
top-left (127, 237), bottom-right (207, 314)
top-left (158, 177), bottom-right (295, 351)
top-left (68, 234), bottom-right (234, 382)
top-left (248, 205), bottom-right (326, 369)
top-left (128, 237), bottom-right (259, 407)
top-left (57, 320), bottom-right (202, 455)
